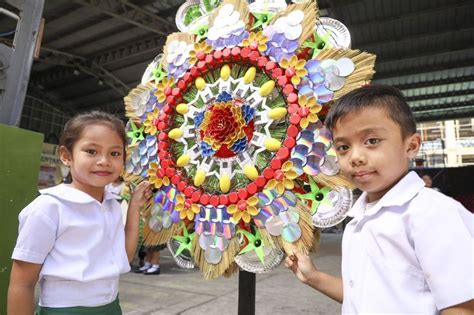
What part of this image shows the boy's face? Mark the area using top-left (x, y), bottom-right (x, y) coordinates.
top-left (332, 107), bottom-right (420, 202)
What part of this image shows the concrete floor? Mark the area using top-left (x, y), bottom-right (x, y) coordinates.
top-left (119, 233), bottom-right (343, 315)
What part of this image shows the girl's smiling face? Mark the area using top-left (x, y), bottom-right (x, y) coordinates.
top-left (60, 124), bottom-right (124, 201)
top-left (333, 107), bottom-right (421, 202)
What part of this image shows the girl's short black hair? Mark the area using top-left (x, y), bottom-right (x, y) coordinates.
top-left (325, 85), bottom-right (417, 138)
top-left (59, 110), bottom-right (126, 157)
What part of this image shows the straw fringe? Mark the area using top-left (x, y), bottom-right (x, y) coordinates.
top-left (270, 2), bottom-right (318, 45)
top-left (192, 235), bottom-right (241, 279)
top-left (142, 222), bottom-right (180, 246)
top-left (313, 173), bottom-right (355, 190)
top-left (124, 83), bottom-right (155, 123)
top-left (316, 48), bottom-right (376, 99)
top-left (162, 32), bottom-right (195, 69)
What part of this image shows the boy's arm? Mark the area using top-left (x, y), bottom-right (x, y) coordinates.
top-left (285, 248), bottom-right (343, 303)
top-left (7, 260), bottom-right (42, 315)
top-left (441, 300), bottom-right (474, 315)
top-left (124, 181), bottom-right (151, 262)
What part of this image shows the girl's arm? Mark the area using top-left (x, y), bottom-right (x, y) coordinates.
top-left (7, 260), bottom-right (42, 315)
top-left (124, 181), bottom-right (151, 262)
top-left (285, 248), bottom-right (343, 303)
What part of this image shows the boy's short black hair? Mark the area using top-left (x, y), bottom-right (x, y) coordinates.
top-left (325, 85), bottom-right (417, 138)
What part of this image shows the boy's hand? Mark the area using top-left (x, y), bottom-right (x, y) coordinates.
top-left (129, 181), bottom-right (152, 208)
top-left (285, 247), bottom-right (318, 284)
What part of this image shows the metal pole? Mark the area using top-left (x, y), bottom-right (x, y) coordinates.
top-left (238, 270), bottom-right (256, 315)
top-left (0, 0), bottom-right (44, 126)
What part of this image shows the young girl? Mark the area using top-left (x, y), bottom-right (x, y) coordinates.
top-left (7, 111), bottom-right (152, 314)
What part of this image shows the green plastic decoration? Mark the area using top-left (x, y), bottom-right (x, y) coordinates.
top-left (251, 12), bottom-right (275, 30)
top-left (126, 120), bottom-right (145, 146)
top-left (297, 176), bottom-right (332, 215)
top-left (172, 223), bottom-right (195, 257)
top-left (184, 5), bottom-right (203, 26)
top-left (192, 24), bottom-right (209, 42)
top-left (237, 228), bottom-right (266, 264)
top-left (302, 31), bottom-right (333, 59)
top-left (152, 62), bottom-right (166, 83)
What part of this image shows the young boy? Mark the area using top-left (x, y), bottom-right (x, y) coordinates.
top-left (286, 85), bottom-right (474, 314)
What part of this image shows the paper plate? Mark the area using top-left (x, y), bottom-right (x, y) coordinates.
top-left (316, 17), bottom-right (351, 49)
top-left (167, 239), bottom-right (195, 269)
top-left (234, 245), bottom-right (284, 273)
top-left (312, 185), bottom-right (352, 228)
top-left (176, 0), bottom-right (204, 32)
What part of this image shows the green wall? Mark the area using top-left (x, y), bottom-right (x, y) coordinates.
top-left (0, 124), bottom-right (43, 314)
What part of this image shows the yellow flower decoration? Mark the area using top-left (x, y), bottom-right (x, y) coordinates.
top-left (143, 108), bottom-right (160, 135)
top-left (242, 31), bottom-right (268, 52)
top-left (279, 55), bottom-right (308, 86)
top-left (155, 77), bottom-right (174, 103)
top-left (175, 194), bottom-right (200, 220)
top-left (298, 95), bottom-right (322, 128)
top-left (148, 162), bottom-right (170, 189)
top-left (265, 161), bottom-right (298, 195)
top-left (227, 196), bottom-right (260, 223)
top-left (189, 41), bottom-right (213, 65)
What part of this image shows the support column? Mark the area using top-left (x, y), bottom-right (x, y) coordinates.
top-left (0, 0), bottom-right (44, 126)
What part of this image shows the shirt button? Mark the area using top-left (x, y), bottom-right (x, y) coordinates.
top-left (349, 280), bottom-right (354, 288)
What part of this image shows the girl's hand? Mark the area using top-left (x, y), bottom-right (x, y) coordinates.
top-left (129, 181), bottom-right (152, 208)
top-left (284, 247), bottom-right (318, 284)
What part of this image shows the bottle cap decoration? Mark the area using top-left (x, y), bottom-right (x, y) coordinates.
top-left (124, 0), bottom-right (375, 279)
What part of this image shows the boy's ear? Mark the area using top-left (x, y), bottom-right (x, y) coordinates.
top-left (406, 133), bottom-right (421, 159)
top-left (59, 146), bottom-right (72, 166)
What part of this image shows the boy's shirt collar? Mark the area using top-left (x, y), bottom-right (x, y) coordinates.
top-left (40, 183), bottom-right (116, 204)
top-left (348, 171), bottom-right (425, 217)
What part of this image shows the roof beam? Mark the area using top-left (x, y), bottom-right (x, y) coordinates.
top-left (373, 40), bottom-right (474, 65)
top-left (73, 0), bottom-right (176, 36)
top-left (356, 26), bottom-right (474, 52)
top-left (411, 100), bottom-right (474, 113)
top-left (30, 34), bottom-right (165, 84)
top-left (405, 89), bottom-right (474, 102)
top-left (348, 1), bottom-right (473, 31)
top-left (34, 46), bottom-right (130, 95)
top-left (415, 108), bottom-right (474, 122)
top-left (384, 74), bottom-right (474, 90)
top-left (375, 57), bottom-right (474, 80)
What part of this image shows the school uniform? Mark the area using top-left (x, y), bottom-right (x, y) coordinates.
top-left (12, 184), bottom-right (130, 309)
top-left (342, 171), bottom-right (474, 314)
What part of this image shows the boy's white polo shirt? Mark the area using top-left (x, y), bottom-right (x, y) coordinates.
top-left (12, 184), bottom-right (131, 307)
top-left (342, 171), bottom-right (474, 314)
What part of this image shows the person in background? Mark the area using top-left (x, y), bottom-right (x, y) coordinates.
top-left (422, 174), bottom-right (441, 192)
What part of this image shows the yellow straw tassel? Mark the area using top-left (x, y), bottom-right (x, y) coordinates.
top-left (259, 80), bottom-right (275, 97)
top-left (176, 154), bottom-right (190, 167)
top-left (176, 103), bottom-right (188, 114)
top-left (194, 170), bottom-right (206, 186)
top-left (243, 67), bottom-right (256, 84)
top-left (244, 164), bottom-right (259, 180)
top-left (264, 138), bottom-right (281, 151)
top-left (268, 107), bottom-right (287, 120)
top-left (195, 77), bottom-right (206, 90)
top-left (168, 128), bottom-right (183, 140)
top-left (220, 64), bottom-right (231, 81)
top-left (219, 175), bottom-right (231, 193)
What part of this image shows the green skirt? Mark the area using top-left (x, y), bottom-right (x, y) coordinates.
top-left (37, 296), bottom-right (122, 315)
